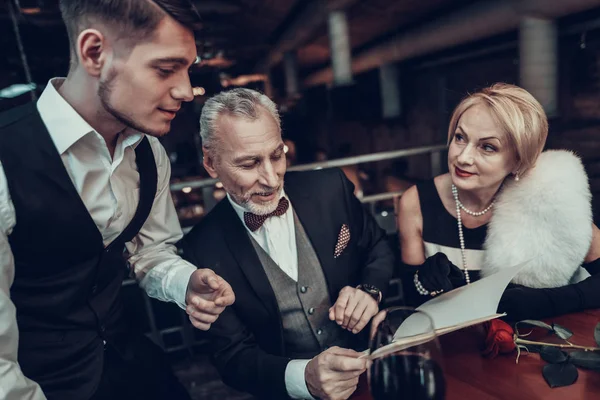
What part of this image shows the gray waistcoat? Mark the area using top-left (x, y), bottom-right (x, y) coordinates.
top-left (248, 212), bottom-right (350, 359)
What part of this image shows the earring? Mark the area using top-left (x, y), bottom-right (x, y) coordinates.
top-left (514, 172), bottom-right (520, 182)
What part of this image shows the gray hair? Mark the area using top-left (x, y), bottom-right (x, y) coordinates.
top-left (200, 88), bottom-right (281, 151)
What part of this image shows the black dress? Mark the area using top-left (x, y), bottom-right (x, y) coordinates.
top-left (417, 179), bottom-right (484, 283)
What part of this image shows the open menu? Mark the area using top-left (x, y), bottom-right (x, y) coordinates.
top-left (364, 261), bottom-right (529, 360)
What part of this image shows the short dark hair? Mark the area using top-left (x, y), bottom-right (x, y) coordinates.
top-left (59, 0), bottom-right (201, 60)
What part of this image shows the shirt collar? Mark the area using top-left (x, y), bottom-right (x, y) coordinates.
top-left (227, 190), bottom-right (289, 226)
top-left (36, 78), bottom-right (144, 154)
top-left (120, 129), bottom-right (145, 150)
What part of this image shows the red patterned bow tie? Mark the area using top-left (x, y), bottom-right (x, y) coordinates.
top-left (244, 197), bottom-right (289, 232)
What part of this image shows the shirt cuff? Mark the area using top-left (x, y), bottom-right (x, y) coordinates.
top-left (285, 359), bottom-right (315, 399)
top-left (167, 263), bottom-right (196, 309)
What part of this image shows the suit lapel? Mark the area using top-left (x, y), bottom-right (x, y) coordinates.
top-left (285, 176), bottom-right (345, 300)
top-left (221, 201), bottom-right (280, 318)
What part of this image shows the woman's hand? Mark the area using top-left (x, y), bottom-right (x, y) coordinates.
top-left (415, 253), bottom-right (464, 294)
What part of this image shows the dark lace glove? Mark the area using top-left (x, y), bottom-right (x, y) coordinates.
top-left (415, 252), bottom-right (465, 294)
top-left (499, 259), bottom-right (600, 321)
top-left (497, 285), bottom-right (551, 321)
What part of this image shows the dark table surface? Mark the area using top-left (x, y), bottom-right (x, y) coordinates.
top-left (352, 309), bottom-right (600, 400)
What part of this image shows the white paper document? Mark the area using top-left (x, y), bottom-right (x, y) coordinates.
top-left (415, 260), bottom-right (528, 332)
top-left (366, 261), bottom-right (529, 360)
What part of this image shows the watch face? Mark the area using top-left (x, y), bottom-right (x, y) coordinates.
top-left (362, 284), bottom-right (379, 294)
top-left (360, 284), bottom-right (380, 296)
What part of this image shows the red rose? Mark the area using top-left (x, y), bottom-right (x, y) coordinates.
top-left (482, 319), bottom-right (516, 358)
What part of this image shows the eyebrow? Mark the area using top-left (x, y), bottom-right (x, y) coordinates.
top-left (456, 127), bottom-right (502, 143)
top-left (232, 144), bottom-right (285, 164)
top-left (233, 155), bottom-right (259, 164)
top-left (480, 136), bottom-right (502, 142)
top-left (151, 57), bottom-right (192, 66)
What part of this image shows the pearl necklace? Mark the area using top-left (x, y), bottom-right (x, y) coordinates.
top-left (454, 188), bottom-right (495, 216)
top-left (451, 184), bottom-right (496, 284)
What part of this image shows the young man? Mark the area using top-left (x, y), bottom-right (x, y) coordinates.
top-left (0, 1), bottom-right (234, 399)
top-left (183, 89), bottom-right (394, 400)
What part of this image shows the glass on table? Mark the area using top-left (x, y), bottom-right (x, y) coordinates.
top-left (368, 306), bottom-right (446, 400)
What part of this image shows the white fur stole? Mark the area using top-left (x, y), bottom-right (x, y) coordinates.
top-left (482, 150), bottom-right (592, 288)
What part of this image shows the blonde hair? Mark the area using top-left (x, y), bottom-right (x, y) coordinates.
top-left (447, 83), bottom-right (548, 176)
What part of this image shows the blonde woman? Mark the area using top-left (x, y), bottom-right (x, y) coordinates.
top-left (398, 83), bottom-right (600, 320)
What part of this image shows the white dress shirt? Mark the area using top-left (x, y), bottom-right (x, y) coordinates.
top-left (228, 195), bottom-right (315, 400)
top-left (0, 79), bottom-right (197, 400)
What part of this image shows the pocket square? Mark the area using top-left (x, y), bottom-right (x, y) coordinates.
top-left (334, 224), bottom-right (350, 258)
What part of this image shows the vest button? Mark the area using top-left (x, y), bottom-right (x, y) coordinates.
top-left (91, 285), bottom-right (98, 294)
top-left (308, 307), bottom-right (315, 315)
top-left (300, 286), bottom-right (307, 293)
top-left (317, 329), bottom-right (323, 335)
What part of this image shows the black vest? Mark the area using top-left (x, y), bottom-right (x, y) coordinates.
top-left (0, 102), bottom-right (157, 399)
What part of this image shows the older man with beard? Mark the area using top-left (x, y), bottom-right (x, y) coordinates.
top-left (183, 88), bottom-right (394, 400)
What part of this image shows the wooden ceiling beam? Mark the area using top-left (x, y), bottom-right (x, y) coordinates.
top-left (255, 0), bottom-right (361, 72)
top-left (304, 0), bottom-right (600, 87)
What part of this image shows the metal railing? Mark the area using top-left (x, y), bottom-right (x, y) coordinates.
top-left (361, 190), bottom-right (405, 204)
top-left (169, 144), bottom-right (447, 192)
top-left (136, 143), bottom-right (447, 354)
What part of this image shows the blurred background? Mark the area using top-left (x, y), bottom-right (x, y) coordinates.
top-left (3, 0), bottom-right (600, 398)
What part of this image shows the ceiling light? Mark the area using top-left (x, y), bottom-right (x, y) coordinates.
top-left (0, 83), bottom-right (36, 99)
top-left (20, 7), bottom-right (41, 15)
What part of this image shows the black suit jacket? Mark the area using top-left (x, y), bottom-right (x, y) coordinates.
top-left (182, 168), bottom-right (394, 399)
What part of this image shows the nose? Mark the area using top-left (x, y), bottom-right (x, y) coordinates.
top-left (171, 71), bottom-right (194, 103)
top-left (457, 144), bottom-right (475, 165)
top-left (259, 161), bottom-right (279, 188)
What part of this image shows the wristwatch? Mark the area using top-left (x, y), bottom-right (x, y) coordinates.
top-left (357, 284), bottom-right (382, 304)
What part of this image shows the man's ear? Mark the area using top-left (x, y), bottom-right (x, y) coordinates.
top-left (77, 29), bottom-right (109, 77)
top-left (202, 146), bottom-right (219, 179)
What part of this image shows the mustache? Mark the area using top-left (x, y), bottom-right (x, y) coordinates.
top-left (253, 188), bottom-right (277, 195)
top-left (253, 184), bottom-right (281, 194)
top-left (240, 185), bottom-right (282, 203)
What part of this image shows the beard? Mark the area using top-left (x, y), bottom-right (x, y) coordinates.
top-left (229, 183), bottom-right (284, 216)
top-left (98, 69), bottom-right (170, 137)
